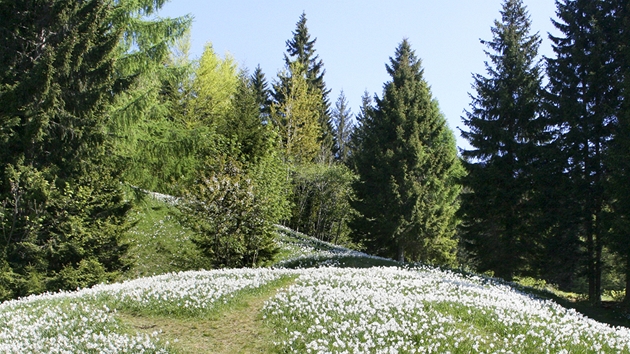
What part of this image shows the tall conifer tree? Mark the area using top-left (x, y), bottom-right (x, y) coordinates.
top-left (547, 0), bottom-right (614, 303)
top-left (274, 12), bottom-right (334, 162)
top-left (460, 0), bottom-right (546, 281)
top-left (251, 65), bottom-right (272, 122)
top-left (350, 40), bottom-right (461, 265)
top-left (332, 90), bottom-right (354, 163)
top-left (0, 0), bottom-right (132, 298)
top-left (601, 0), bottom-right (630, 305)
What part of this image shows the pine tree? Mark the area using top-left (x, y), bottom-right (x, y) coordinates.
top-left (274, 12), bottom-right (334, 162)
top-left (0, 0), bottom-right (132, 298)
top-left (251, 65), bottom-right (272, 123)
top-left (349, 40), bottom-right (461, 265)
top-left (459, 0), bottom-right (547, 281)
top-left (332, 90), bottom-right (354, 163)
top-left (602, 0), bottom-right (630, 305)
top-left (547, 0), bottom-right (615, 303)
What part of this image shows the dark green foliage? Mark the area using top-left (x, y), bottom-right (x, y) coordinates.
top-left (288, 163), bottom-right (356, 245)
top-left (221, 75), bottom-right (275, 162)
top-left (459, 0), bottom-right (547, 281)
top-left (546, 0), bottom-right (616, 302)
top-left (282, 12), bottom-right (330, 102)
top-left (332, 90), bottom-right (354, 163)
top-left (0, 0), bottom-right (132, 299)
top-left (601, 0), bottom-right (630, 305)
top-left (349, 40), bottom-right (462, 266)
top-left (251, 65), bottom-right (272, 123)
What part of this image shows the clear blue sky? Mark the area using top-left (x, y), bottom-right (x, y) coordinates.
top-left (157, 0), bottom-right (560, 150)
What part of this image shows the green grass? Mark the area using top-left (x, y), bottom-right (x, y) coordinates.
top-left (122, 195), bottom-right (206, 278)
top-left (118, 275), bottom-right (297, 354)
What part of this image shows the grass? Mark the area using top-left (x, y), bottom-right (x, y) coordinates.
top-left (122, 194), bottom-right (205, 279)
top-left (119, 275), bottom-right (297, 354)
top-left (123, 194), bottom-right (630, 331)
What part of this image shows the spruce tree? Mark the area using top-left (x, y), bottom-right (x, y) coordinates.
top-left (332, 90), bottom-right (354, 163)
top-left (349, 40), bottom-right (461, 265)
top-left (349, 91), bottom-right (374, 164)
top-left (251, 65), bottom-right (272, 123)
top-left (460, 0), bottom-right (547, 281)
top-left (603, 0), bottom-right (630, 305)
top-left (546, 0), bottom-right (614, 303)
top-left (274, 12), bottom-right (334, 162)
top-left (0, 0), bottom-right (131, 298)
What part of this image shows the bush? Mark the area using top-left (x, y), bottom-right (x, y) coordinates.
top-left (177, 157), bottom-right (279, 268)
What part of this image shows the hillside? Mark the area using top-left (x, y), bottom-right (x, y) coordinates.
top-left (1, 196), bottom-right (630, 353)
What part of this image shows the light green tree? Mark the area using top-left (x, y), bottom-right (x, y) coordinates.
top-left (191, 44), bottom-right (240, 127)
top-left (271, 62), bottom-right (323, 164)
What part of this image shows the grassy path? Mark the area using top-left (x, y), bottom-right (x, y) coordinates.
top-left (120, 276), bottom-right (296, 353)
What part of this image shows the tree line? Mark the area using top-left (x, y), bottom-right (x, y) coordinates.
top-left (1, 0), bottom-right (629, 308)
top-left (460, 0), bottom-right (630, 305)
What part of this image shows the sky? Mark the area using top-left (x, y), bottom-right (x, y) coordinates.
top-left (157, 0), bottom-right (561, 150)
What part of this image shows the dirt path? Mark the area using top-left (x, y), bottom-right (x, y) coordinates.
top-left (120, 276), bottom-right (295, 353)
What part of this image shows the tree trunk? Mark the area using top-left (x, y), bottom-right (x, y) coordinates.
top-left (624, 252), bottom-right (630, 308)
top-left (587, 221), bottom-right (596, 304)
top-left (397, 243), bottom-right (404, 263)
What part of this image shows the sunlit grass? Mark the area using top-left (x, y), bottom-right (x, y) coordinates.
top-left (122, 195), bottom-right (205, 279)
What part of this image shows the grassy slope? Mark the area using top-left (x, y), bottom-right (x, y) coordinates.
top-left (122, 195), bottom-right (630, 330)
top-left (122, 196), bottom-right (205, 278)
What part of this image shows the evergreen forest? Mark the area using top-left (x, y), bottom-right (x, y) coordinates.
top-left (2, 0), bottom-right (630, 315)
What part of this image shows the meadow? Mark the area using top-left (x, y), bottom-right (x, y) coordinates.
top-left (1, 197), bottom-right (630, 353)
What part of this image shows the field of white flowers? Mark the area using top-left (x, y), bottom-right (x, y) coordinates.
top-left (264, 266), bottom-right (630, 353)
top-left (2, 228), bottom-right (630, 353)
top-left (0, 268), bottom-right (292, 353)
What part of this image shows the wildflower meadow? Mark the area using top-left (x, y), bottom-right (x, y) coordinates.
top-left (1, 230), bottom-right (630, 353)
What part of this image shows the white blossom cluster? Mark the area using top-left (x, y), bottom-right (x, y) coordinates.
top-left (0, 300), bottom-right (166, 353)
top-left (0, 268), bottom-right (292, 353)
top-left (89, 268), bottom-right (293, 316)
top-left (3, 249), bottom-right (630, 353)
top-left (263, 267), bottom-right (630, 353)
